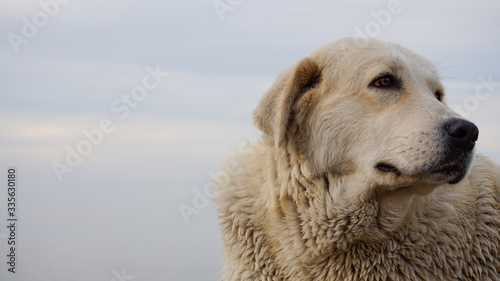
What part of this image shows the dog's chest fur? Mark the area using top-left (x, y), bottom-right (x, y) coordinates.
top-left (215, 141), bottom-right (500, 281)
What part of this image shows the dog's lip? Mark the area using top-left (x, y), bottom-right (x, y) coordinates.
top-left (428, 161), bottom-right (466, 184)
top-left (430, 162), bottom-right (462, 174)
top-left (376, 160), bottom-right (467, 184)
top-left (376, 162), bottom-right (400, 173)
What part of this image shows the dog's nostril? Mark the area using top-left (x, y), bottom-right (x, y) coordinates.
top-left (444, 118), bottom-right (479, 151)
top-left (472, 131), bottom-right (479, 142)
top-left (447, 126), bottom-right (467, 139)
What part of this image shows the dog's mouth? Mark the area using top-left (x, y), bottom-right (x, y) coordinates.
top-left (427, 159), bottom-right (470, 184)
top-left (376, 158), bottom-right (471, 185)
top-left (376, 163), bottom-right (400, 174)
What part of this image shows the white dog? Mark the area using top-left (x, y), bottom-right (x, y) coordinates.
top-left (214, 37), bottom-right (500, 281)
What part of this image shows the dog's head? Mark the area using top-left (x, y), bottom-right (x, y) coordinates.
top-left (253, 38), bottom-right (478, 196)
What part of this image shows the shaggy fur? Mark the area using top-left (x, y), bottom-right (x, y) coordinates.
top-left (214, 37), bottom-right (500, 281)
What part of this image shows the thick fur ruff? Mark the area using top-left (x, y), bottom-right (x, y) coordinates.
top-left (214, 38), bottom-right (500, 281)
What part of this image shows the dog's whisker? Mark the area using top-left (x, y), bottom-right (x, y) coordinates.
top-left (383, 148), bottom-right (410, 156)
top-left (435, 65), bottom-right (467, 73)
top-left (433, 54), bottom-right (451, 76)
top-left (379, 144), bottom-right (406, 160)
top-left (439, 76), bottom-right (469, 85)
top-left (423, 107), bottom-right (433, 119)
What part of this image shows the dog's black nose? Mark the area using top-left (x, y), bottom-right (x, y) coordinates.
top-left (444, 118), bottom-right (479, 151)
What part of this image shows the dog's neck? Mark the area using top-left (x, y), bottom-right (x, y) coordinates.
top-left (270, 139), bottom-right (455, 252)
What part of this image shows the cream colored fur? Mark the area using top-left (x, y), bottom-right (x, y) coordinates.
top-left (214, 37), bottom-right (500, 281)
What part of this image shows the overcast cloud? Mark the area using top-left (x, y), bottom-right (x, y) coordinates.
top-left (0, 1), bottom-right (499, 280)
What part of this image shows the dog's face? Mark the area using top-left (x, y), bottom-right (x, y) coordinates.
top-left (254, 38), bottom-right (479, 196)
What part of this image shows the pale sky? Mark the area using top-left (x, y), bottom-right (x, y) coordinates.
top-left (0, 1), bottom-right (499, 280)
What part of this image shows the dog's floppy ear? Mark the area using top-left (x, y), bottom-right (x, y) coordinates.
top-left (253, 58), bottom-right (322, 147)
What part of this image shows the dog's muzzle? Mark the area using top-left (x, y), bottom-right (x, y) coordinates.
top-left (376, 118), bottom-right (479, 184)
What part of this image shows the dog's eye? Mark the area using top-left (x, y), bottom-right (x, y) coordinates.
top-left (371, 75), bottom-right (396, 88)
top-left (435, 91), bottom-right (443, 101)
